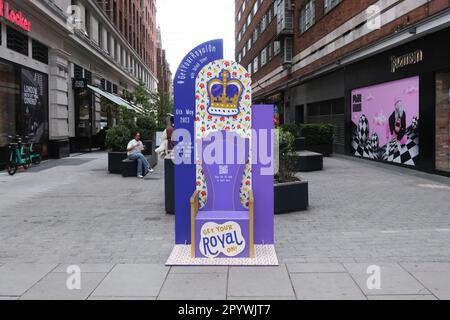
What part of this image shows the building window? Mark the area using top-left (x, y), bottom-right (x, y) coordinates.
top-left (98, 23), bottom-right (103, 48)
top-left (260, 14), bottom-right (268, 33)
top-left (274, 40), bottom-right (281, 55)
top-left (247, 39), bottom-right (252, 52)
top-left (253, 29), bottom-right (258, 44)
top-left (74, 64), bottom-right (83, 78)
top-left (260, 47), bottom-right (267, 67)
top-left (300, 0), bottom-right (316, 34)
top-left (253, 56), bottom-right (259, 73)
top-left (324, 0), bottom-right (342, 13)
top-left (32, 40), bottom-right (49, 64)
top-left (7, 27), bottom-right (29, 56)
top-left (85, 8), bottom-right (91, 37)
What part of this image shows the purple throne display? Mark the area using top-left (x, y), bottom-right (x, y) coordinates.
top-left (191, 131), bottom-right (254, 258)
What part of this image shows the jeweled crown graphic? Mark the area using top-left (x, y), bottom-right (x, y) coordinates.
top-left (207, 70), bottom-right (243, 117)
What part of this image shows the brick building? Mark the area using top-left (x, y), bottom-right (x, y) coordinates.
top-left (235, 0), bottom-right (450, 176)
top-left (156, 28), bottom-right (173, 98)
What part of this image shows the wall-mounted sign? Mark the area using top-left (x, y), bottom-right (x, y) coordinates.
top-left (73, 78), bottom-right (87, 90)
top-left (0, 0), bottom-right (32, 32)
top-left (391, 50), bottom-right (423, 73)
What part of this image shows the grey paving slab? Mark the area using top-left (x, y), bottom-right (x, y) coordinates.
top-left (0, 264), bottom-right (57, 296)
top-left (291, 273), bottom-right (366, 300)
top-left (344, 263), bottom-right (430, 296)
top-left (91, 264), bottom-right (168, 297)
top-left (0, 297), bottom-right (19, 300)
top-left (367, 295), bottom-right (437, 300)
top-left (88, 296), bottom-right (156, 300)
top-left (158, 273), bottom-right (227, 300)
top-left (170, 266), bottom-right (229, 274)
top-left (400, 263), bottom-right (450, 272)
top-left (409, 271), bottom-right (450, 300)
top-left (228, 296), bottom-right (296, 300)
top-left (52, 264), bottom-right (114, 273)
top-left (228, 266), bottom-right (295, 298)
top-left (287, 263), bottom-right (346, 273)
top-left (20, 273), bottom-right (106, 300)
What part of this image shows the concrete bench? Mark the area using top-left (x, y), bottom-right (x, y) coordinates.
top-left (292, 151), bottom-right (323, 172)
top-left (121, 159), bottom-right (138, 177)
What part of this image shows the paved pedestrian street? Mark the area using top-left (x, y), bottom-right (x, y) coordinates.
top-left (0, 152), bottom-right (449, 300)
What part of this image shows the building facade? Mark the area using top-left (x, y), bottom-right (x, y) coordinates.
top-left (0, 0), bottom-right (159, 163)
top-left (235, 0), bottom-right (450, 176)
top-left (156, 27), bottom-right (172, 99)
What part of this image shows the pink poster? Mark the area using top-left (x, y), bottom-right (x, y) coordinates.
top-left (351, 76), bottom-right (420, 166)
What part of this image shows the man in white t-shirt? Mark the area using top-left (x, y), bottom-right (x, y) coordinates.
top-left (127, 132), bottom-right (151, 178)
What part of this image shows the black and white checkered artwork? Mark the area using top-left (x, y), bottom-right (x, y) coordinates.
top-left (358, 115), bottom-right (369, 144)
top-left (352, 118), bottom-right (420, 166)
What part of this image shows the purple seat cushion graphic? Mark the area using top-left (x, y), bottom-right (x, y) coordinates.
top-left (199, 131), bottom-right (249, 212)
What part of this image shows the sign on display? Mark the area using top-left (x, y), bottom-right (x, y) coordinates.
top-left (199, 221), bottom-right (246, 258)
top-left (0, 0), bottom-right (32, 32)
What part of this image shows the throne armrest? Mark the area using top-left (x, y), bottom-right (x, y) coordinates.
top-left (190, 190), bottom-right (200, 258)
top-left (248, 190), bottom-right (255, 258)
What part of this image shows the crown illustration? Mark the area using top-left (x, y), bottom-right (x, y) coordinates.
top-left (207, 70), bottom-right (243, 117)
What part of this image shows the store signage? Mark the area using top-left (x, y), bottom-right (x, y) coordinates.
top-left (0, 0), bottom-right (32, 32)
top-left (391, 50), bottom-right (423, 73)
top-left (72, 78), bottom-right (87, 90)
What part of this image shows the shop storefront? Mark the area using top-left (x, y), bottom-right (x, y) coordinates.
top-left (345, 27), bottom-right (450, 176)
top-left (0, 57), bottom-right (49, 164)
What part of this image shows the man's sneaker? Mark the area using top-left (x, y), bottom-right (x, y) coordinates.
top-left (137, 175), bottom-right (144, 179)
top-left (143, 169), bottom-right (150, 177)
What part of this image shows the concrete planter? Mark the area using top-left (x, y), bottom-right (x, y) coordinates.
top-left (274, 181), bottom-right (309, 214)
top-left (306, 143), bottom-right (333, 157)
top-left (108, 152), bottom-right (127, 174)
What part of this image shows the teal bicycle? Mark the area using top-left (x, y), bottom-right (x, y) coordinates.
top-left (7, 135), bottom-right (41, 176)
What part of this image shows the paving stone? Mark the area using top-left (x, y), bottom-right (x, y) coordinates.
top-left (91, 264), bottom-right (168, 297)
top-left (344, 263), bottom-right (430, 296)
top-left (158, 273), bottom-right (227, 300)
top-left (170, 266), bottom-right (228, 274)
top-left (409, 271), bottom-right (450, 300)
top-left (287, 263), bottom-right (346, 273)
top-left (367, 295), bottom-right (437, 300)
top-left (20, 273), bottom-right (106, 300)
top-left (52, 264), bottom-right (114, 273)
top-left (88, 296), bottom-right (156, 300)
top-left (227, 296), bottom-right (296, 300)
top-left (0, 264), bottom-right (57, 296)
top-left (291, 273), bottom-right (366, 300)
top-left (400, 263), bottom-right (450, 272)
top-left (228, 266), bottom-right (295, 298)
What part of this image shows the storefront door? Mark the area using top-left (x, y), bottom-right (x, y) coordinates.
top-left (74, 89), bottom-right (93, 152)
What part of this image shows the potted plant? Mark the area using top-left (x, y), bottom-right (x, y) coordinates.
top-left (274, 129), bottom-right (309, 214)
top-left (281, 124), bottom-right (305, 151)
top-left (105, 125), bottom-right (131, 174)
top-left (300, 124), bottom-right (334, 156)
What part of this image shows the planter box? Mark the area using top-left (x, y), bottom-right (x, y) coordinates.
top-left (306, 143), bottom-right (333, 157)
top-left (164, 158), bottom-right (175, 214)
top-left (294, 137), bottom-right (306, 151)
top-left (290, 151), bottom-right (323, 172)
top-left (142, 140), bottom-right (153, 156)
top-left (275, 181), bottom-right (309, 214)
top-left (108, 152), bottom-right (127, 174)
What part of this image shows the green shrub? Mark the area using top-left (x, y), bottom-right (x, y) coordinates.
top-left (136, 115), bottom-right (157, 141)
top-left (105, 125), bottom-right (131, 152)
top-left (299, 124), bottom-right (334, 145)
top-left (276, 128), bottom-right (298, 183)
top-left (280, 124), bottom-right (301, 138)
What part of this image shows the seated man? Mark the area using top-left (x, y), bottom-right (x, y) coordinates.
top-left (127, 132), bottom-right (152, 178)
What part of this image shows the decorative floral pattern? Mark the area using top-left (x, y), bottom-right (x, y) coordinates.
top-left (195, 60), bottom-right (252, 208)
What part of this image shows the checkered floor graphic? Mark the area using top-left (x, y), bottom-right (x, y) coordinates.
top-left (166, 245), bottom-right (279, 266)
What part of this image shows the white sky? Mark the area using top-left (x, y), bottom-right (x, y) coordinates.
top-left (156, 0), bottom-right (236, 76)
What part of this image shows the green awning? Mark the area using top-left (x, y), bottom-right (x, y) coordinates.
top-left (87, 84), bottom-right (138, 112)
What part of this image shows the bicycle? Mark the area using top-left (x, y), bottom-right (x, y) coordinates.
top-left (22, 136), bottom-right (42, 165)
top-left (7, 135), bottom-right (32, 176)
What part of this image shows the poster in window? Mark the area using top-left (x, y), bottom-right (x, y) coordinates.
top-left (21, 68), bottom-right (49, 144)
top-left (351, 76), bottom-right (420, 166)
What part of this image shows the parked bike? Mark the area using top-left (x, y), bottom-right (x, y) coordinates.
top-left (6, 135), bottom-right (41, 176)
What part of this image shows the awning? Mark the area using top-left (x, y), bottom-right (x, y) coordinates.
top-left (87, 84), bottom-right (138, 112)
